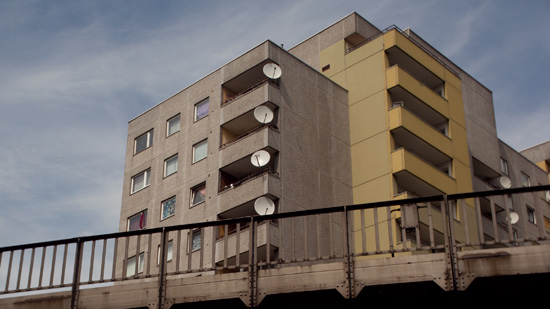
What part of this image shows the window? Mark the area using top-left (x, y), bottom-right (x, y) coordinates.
top-left (192, 139), bottom-right (208, 163)
top-left (527, 207), bottom-right (536, 224)
top-left (500, 158), bottom-right (509, 175)
top-left (507, 195), bottom-right (514, 210)
top-left (191, 183), bottom-right (206, 207)
top-left (126, 252), bottom-right (144, 277)
top-left (164, 154), bottom-right (178, 177)
top-left (194, 98), bottom-right (209, 121)
top-left (167, 114), bottom-right (180, 136)
top-left (190, 229), bottom-right (201, 252)
top-left (134, 129), bottom-right (154, 154)
top-left (131, 169), bottom-right (151, 193)
top-left (127, 210), bottom-right (147, 231)
top-left (521, 172), bottom-right (531, 187)
top-left (161, 197), bottom-right (176, 220)
top-left (157, 240), bottom-right (173, 264)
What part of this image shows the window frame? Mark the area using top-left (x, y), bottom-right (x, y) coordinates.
top-left (166, 114), bottom-right (181, 137)
top-left (527, 206), bottom-right (536, 225)
top-left (190, 183), bottom-right (206, 207)
top-left (189, 229), bottom-right (202, 252)
top-left (521, 172), bottom-right (531, 187)
top-left (161, 196), bottom-right (176, 221)
top-left (134, 129), bottom-right (154, 155)
top-left (192, 139), bottom-right (208, 163)
top-left (127, 210), bottom-right (147, 231)
top-left (194, 98), bottom-right (209, 122)
top-left (164, 154), bottom-right (178, 178)
top-left (157, 239), bottom-right (173, 265)
top-left (126, 252), bottom-right (145, 277)
top-left (500, 158), bottom-right (509, 176)
top-left (131, 169), bottom-right (151, 194)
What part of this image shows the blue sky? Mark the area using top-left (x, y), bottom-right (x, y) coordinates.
top-left (0, 0), bottom-right (548, 247)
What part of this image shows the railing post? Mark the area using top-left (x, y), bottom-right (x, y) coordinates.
top-left (249, 216), bottom-right (257, 308)
top-left (158, 228), bottom-right (167, 309)
top-left (71, 238), bottom-right (83, 309)
top-left (343, 206), bottom-right (354, 299)
top-left (443, 195), bottom-right (459, 291)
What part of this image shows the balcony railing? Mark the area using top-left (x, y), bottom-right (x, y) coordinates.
top-left (1, 185), bottom-right (549, 308)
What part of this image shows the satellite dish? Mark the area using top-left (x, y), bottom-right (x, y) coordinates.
top-left (499, 176), bottom-right (512, 189)
top-left (254, 197), bottom-right (275, 216)
top-left (251, 150), bottom-right (270, 167)
top-left (254, 106), bottom-right (274, 124)
top-left (263, 63), bottom-right (282, 79)
top-left (508, 212), bottom-right (519, 225)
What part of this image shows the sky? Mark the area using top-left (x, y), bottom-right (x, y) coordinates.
top-left (0, 0), bottom-right (549, 247)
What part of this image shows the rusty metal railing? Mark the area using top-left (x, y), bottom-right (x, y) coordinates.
top-left (1, 185), bottom-right (549, 307)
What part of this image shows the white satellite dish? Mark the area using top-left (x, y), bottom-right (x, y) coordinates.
top-left (509, 212), bottom-right (519, 225)
top-left (254, 106), bottom-right (274, 124)
top-left (263, 63), bottom-right (282, 79)
top-left (251, 150), bottom-right (270, 167)
top-left (499, 176), bottom-right (512, 189)
top-left (254, 197), bottom-right (275, 216)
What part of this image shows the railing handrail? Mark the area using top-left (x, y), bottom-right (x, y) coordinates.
top-left (2, 185), bottom-right (549, 253)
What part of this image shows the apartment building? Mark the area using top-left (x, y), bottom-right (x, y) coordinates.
top-left (289, 13), bottom-right (549, 251)
top-left (118, 40), bottom-right (352, 274)
top-left (118, 12), bottom-right (550, 271)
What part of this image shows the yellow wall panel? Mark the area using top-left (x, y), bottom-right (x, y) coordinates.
top-left (449, 120), bottom-right (470, 167)
top-left (350, 91), bottom-right (388, 145)
top-left (351, 132), bottom-right (390, 186)
top-left (345, 36), bottom-right (384, 68)
top-left (346, 52), bottom-right (386, 105)
top-left (319, 40), bottom-right (346, 77)
top-left (454, 161), bottom-right (474, 194)
top-left (446, 84), bottom-right (466, 126)
top-left (352, 174), bottom-right (392, 204)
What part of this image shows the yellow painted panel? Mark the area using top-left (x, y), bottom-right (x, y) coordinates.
top-left (446, 83), bottom-right (466, 126)
top-left (454, 161), bottom-right (474, 194)
top-left (346, 52), bottom-right (386, 105)
top-left (319, 40), bottom-right (346, 77)
top-left (445, 68), bottom-right (462, 90)
top-left (351, 132), bottom-right (390, 187)
top-left (350, 91), bottom-right (387, 145)
top-left (449, 120), bottom-right (470, 166)
top-left (352, 174), bottom-right (392, 204)
top-left (345, 36), bottom-right (384, 68)
top-left (330, 70), bottom-right (347, 89)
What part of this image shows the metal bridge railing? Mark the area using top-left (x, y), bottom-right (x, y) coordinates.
top-left (1, 185), bottom-right (549, 306)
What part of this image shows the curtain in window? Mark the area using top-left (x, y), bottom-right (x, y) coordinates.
top-left (196, 99), bottom-right (209, 120)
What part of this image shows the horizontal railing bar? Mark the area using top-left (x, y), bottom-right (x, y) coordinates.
top-left (2, 185), bottom-right (549, 254)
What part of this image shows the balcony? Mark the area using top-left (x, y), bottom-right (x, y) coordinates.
top-left (221, 60), bottom-right (280, 108)
top-left (219, 125), bottom-right (280, 170)
top-left (220, 102), bottom-right (279, 149)
top-left (389, 106), bottom-right (452, 159)
top-left (384, 29), bottom-right (447, 86)
top-left (391, 148), bottom-right (455, 196)
top-left (386, 65), bottom-right (448, 118)
top-left (217, 171), bottom-right (281, 218)
top-left (215, 221), bottom-right (279, 267)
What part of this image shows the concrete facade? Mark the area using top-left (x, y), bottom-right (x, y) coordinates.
top-left (118, 40), bottom-right (353, 271)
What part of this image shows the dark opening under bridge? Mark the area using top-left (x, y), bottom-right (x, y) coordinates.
top-left (1, 185), bottom-right (550, 309)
